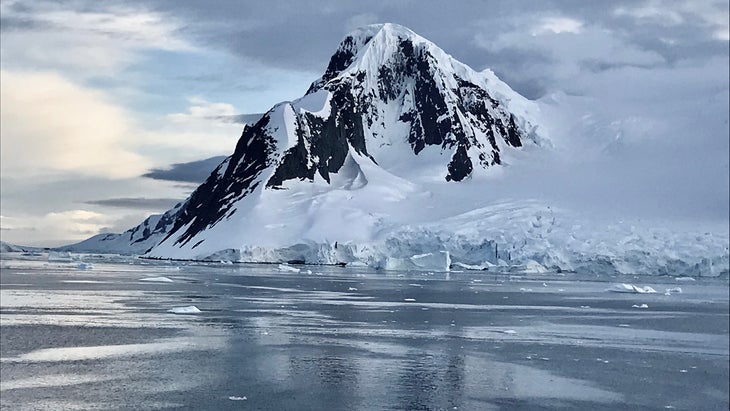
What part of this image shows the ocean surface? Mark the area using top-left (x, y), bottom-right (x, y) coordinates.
top-left (1, 254), bottom-right (728, 410)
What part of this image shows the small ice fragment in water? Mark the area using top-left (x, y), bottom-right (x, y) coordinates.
top-left (679, 369), bottom-right (688, 373)
top-left (502, 330), bottom-right (517, 334)
top-left (632, 304), bottom-right (649, 309)
top-left (278, 264), bottom-right (300, 273)
top-left (76, 262), bottom-right (93, 270)
top-left (664, 287), bottom-right (682, 295)
top-left (168, 306), bottom-right (201, 314)
top-left (348, 287), bottom-right (358, 291)
top-left (139, 276), bottom-right (174, 283)
top-left (519, 288), bottom-right (533, 292)
top-left (608, 283), bottom-right (657, 294)
top-left (674, 277), bottom-right (696, 282)
top-left (228, 396), bottom-right (247, 401)
top-left (618, 324), bottom-right (630, 327)
top-left (404, 298), bottom-right (416, 302)
top-left (580, 305), bottom-right (591, 309)
top-left (542, 283), bottom-right (548, 287)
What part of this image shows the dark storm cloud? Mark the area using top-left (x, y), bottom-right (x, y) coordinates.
top-left (83, 197), bottom-right (182, 209)
top-left (143, 156), bottom-right (228, 183)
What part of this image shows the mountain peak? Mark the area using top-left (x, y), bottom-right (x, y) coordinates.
top-left (141, 24), bottom-right (545, 257)
top-left (307, 23), bottom-right (431, 93)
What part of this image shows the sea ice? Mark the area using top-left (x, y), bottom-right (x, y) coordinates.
top-left (607, 283), bottom-right (657, 294)
top-left (168, 306), bottom-right (201, 314)
top-left (75, 262), bottom-right (93, 270)
top-left (278, 264), bottom-right (300, 273)
top-left (632, 304), bottom-right (649, 309)
top-left (139, 277), bottom-right (174, 283)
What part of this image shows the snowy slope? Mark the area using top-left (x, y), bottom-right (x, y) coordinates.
top-left (59, 203), bottom-right (184, 254)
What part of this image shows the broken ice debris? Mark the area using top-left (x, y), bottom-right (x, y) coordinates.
top-left (607, 283), bottom-right (657, 294)
top-left (631, 304), bottom-right (649, 309)
top-left (168, 306), bottom-right (201, 314)
top-left (278, 264), bottom-right (300, 273)
top-left (664, 287), bottom-right (682, 295)
top-left (75, 262), bottom-right (93, 270)
top-left (139, 276), bottom-right (174, 283)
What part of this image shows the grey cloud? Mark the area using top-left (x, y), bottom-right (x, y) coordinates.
top-left (84, 197), bottom-right (182, 209)
top-left (143, 156), bottom-right (227, 183)
top-left (215, 113), bottom-right (265, 125)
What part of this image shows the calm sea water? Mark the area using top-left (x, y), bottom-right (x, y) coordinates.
top-left (1, 254), bottom-right (728, 410)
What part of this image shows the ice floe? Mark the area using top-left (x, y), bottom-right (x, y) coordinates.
top-left (278, 264), bottom-right (300, 273)
top-left (168, 306), bottom-right (201, 314)
top-left (139, 277), bottom-right (174, 283)
top-left (607, 283), bottom-right (657, 294)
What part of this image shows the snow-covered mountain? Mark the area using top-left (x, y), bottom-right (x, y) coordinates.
top-left (147, 23), bottom-right (541, 256)
top-left (65, 23), bottom-right (729, 276)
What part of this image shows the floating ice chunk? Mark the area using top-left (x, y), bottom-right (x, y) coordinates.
top-left (519, 288), bottom-right (533, 292)
top-left (631, 304), bottom-right (649, 309)
top-left (48, 251), bottom-right (73, 262)
top-left (348, 287), bottom-right (358, 291)
top-left (278, 264), bottom-right (300, 273)
top-left (139, 277), bottom-right (174, 283)
top-left (228, 396), bottom-right (247, 401)
top-left (404, 298), bottom-right (416, 302)
top-left (502, 329), bottom-right (517, 334)
top-left (347, 261), bottom-right (368, 267)
top-left (75, 262), bottom-right (93, 270)
top-left (675, 277), bottom-right (696, 282)
top-left (664, 287), bottom-right (682, 296)
top-left (168, 306), bottom-right (201, 314)
top-left (607, 283), bottom-right (657, 294)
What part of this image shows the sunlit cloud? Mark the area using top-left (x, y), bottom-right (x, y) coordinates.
top-left (532, 17), bottom-right (584, 35)
top-left (0, 0), bottom-right (194, 76)
top-left (0, 70), bottom-right (149, 179)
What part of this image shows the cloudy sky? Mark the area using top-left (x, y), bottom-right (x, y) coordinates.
top-left (1, 0), bottom-right (728, 246)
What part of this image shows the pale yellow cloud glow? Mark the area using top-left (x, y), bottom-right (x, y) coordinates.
top-left (0, 70), bottom-right (150, 179)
